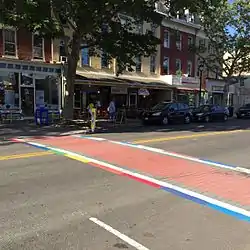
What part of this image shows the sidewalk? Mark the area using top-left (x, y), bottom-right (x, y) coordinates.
top-left (0, 118), bottom-right (143, 139)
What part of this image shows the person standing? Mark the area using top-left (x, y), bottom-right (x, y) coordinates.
top-left (87, 100), bottom-right (96, 133)
top-left (108, 98), bottom-right (116, 122)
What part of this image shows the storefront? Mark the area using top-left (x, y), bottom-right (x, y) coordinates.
top-left (0, 60), bottom-right (61, 117)
top-left (205, 79), bottom-right (235, 106)
top-left (73, 72), bottom-right (173, 118)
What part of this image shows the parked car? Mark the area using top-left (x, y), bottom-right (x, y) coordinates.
top-left (142, 102), bottom-right (192, 125)
top-left (236, 104), bottom-right (250, 118)
top-left (192, 104), bottom-right (229, 122)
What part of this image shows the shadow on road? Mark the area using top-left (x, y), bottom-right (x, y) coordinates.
top-left (0, 118), bottom-right (250, 143)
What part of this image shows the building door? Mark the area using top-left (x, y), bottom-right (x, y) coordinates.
top-left (129, 93), bottom-right (137, 107)
top-left (21, 87), bottom-right (34, 116)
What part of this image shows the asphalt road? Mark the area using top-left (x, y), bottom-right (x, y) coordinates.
top-left (1, 119), bottom-right (250, 249)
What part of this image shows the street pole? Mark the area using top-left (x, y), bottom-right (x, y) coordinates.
top-left (198, 68), bottom-right (202, 106)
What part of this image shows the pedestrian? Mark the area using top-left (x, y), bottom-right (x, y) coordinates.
top-left (87, 100), bottom-right (96, 133)
top-left (107, 97), bottom-right (116, 122)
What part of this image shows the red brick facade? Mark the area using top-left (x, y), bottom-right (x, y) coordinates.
top-left (0, 29), bottom-right (3, 57)
top-left (0, 28), bottom-right (52, 63)
top-left (160, 26), bottom-right (196, 76)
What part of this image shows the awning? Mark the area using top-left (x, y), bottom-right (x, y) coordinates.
top-left (175, 86), bottom-right (206, 92)
top-left (75, 71), bottom-right (172, 89)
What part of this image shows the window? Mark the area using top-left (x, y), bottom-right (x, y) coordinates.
top-left (169, 103), bottom-right (178, 110)
top-left (3, 29), bottom-right (16, 56)
top-left (81, 48), bottom-right (89, 66)
top-left (163, 57), bottom-right (169, 74)
top-left (151, 23), bottom-right (157, 36)
top-left (135, 56), bottom-right (142, 72)
top-left (188, 36), bottom-right (193, 48)
top-left (150, 55), bottom-right (156, 73)
top-left (176, 59), bottom-right (182, 72)
top-left (176, 32), bottom-right (182, 50)
top-left (59, 40), bottom-right (66, 57)
top-left (136, 22), bottom-right (143, 34)
top-left (163, 30), bottom-right (170, 48)
top-left (187, 61), bottom-right (192, 76)
top-left (101, 52), bottom-right (109, 68)
top-left (33, 34), bottom-right (44, 60)
top-left (199, 39), bottom-right (206, 50)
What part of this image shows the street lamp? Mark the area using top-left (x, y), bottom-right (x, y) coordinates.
top-left (198, 62), bottom-right (204, 106)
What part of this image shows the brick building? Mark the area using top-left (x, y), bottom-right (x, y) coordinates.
top-left (0, 25), bottom-right (61, 117)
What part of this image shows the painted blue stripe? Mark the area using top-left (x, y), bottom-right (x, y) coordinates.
top-left (161, 186), bottom-right (250, 222)
top-left (199, 159), bottom-right (237, 168)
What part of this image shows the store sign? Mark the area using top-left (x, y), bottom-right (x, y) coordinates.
top-left (212, 86), bottom-right (224, 92)
top-left (138, 88), bottom-right (149, 96)
top-left (181, 77), bottom-right (199, 84)
top-left (111, 87), bottom-right (127, 94)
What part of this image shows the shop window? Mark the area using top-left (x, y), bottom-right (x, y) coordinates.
top-left (150, 55), bottom-right (156, 73)
top-left (33, 34), bottom-right (44, 60)
top-left (163, 57), bottom-right (169, 74)
top-left (176, 59), bottom-right (182, 73)
top-left (0, 72), bottom-right (19, 108)
top-left (187, 60), bottom-right (192, 76)
top-left (81, 48), bottom-right (89, 66)
top-left (101, 52), bottom-right (109, 68)
top-left (3, 29), bottom-right (16, 57)
top-left (176, 32), bottom-right (182, 50)
top-left (135, 56), bottom-right (142, 72)
top-left (163, 30), bottom-right (170, 48)
top-left (35, 76), bottom-right (58, 109)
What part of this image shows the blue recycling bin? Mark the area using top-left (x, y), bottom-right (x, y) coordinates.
top-left (35, 107), bottom-right (49, 125)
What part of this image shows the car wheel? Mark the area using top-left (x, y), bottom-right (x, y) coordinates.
top-left (223, 114), bottom-right (228, 121)
top-left (184, 115), bottom-right (191, 124)
top-left (236, 114), bottom-right (241, 119)
top-left (162, 116), bottom-right (169, 125)
top-left (204, 115), bottom-right (210, 122)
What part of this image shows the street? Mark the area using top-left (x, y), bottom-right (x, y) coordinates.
top-left (1, 119), bottom-right (250, 249)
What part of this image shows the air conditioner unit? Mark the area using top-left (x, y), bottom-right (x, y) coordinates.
top-left (60, 56), bottom-right (67, 63)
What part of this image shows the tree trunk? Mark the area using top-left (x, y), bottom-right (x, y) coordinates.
top-left (63, 32), bottom-right (81, 120)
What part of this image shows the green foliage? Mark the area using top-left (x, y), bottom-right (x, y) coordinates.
top-left (193, 0), bottom-right (250, 81)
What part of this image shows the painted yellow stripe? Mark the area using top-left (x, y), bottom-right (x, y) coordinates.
top-left (133, 129), bottom-right (245, 144)
top-left (66, 154), bottom-right (90, 163)
top-left (0, 151), bottom-right (53, 161)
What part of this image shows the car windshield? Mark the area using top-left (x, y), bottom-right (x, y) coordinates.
top-left (151, 102), bottom-right (171, 111)
top-left (195, 105), bottom-right (210, 112)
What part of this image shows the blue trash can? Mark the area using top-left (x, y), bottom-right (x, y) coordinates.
top-left (35, 107), bottom-right (49, 125)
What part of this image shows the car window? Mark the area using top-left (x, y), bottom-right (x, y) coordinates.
top-left (151, 102), bottom-right (171, 111)
top-left (178, 103), bottom-right (185, 109)
top-left (169, 103), bottom-right (178, 110)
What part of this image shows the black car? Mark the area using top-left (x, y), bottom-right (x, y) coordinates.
top-left (142, 102), bottom-right (192, 125)
top-left (236, 104), bottom-right (250, 118)
top-left (192, 104), bottom-right (229, 122)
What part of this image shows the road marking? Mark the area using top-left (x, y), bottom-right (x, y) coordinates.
top-left (0, 151), bottom-right (52, 161)
top-left (89, 217), bottom-right (149, 250)
top-left (133, 129), bottom-right (245, 144)
top-left (17, 139), bottom-right (250, 222)
top-left (73, 135), bottom-right (250, 175)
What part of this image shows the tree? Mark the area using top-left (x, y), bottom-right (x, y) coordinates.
top-left (1, 0), bottom-right (224, 118)
top-left (192, 0), bottom-right (250, 104)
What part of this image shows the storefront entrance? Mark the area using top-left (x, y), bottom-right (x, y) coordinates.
top-left (21, 87), bottom-right (34, 116)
